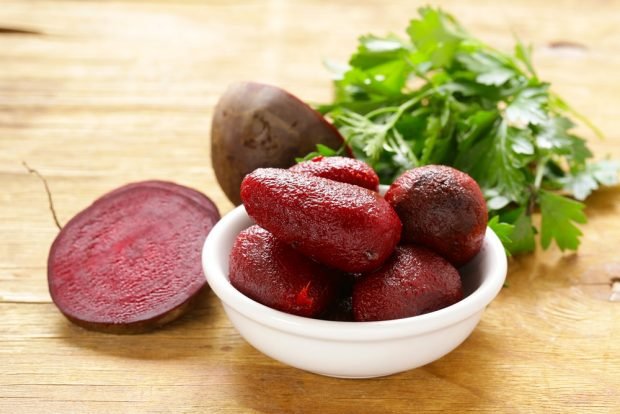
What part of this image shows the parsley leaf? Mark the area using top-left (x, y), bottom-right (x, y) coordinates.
top-left (560, 160), bottom-right (620, 200)
top-left (406, 7), bottom-right (464, 68)
top-left (505, 85), bottom-right (548, 126)
top-left (456, 121), bottom-right (532, 204)
top-left (535, 116), bottom-right (575, 155)
top-left (501, 207), bottom-right (537, 254)
top-left (457, 52), bottom-right (516, 86)
top-left (539, 190), bottom-right (587, 251)
top-left (295, 143), bottom-right (342, 162)
top-left (488, 216), bottom-right (514, 255)
top-left (350, 35), bottom-right (410, 69)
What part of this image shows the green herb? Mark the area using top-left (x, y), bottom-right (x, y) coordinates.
top-left (313, 7), bottom-right (619, 254)
top-left (487, 216), bottom-right (514, 256)
top-left (538, 190), bottom-right (586, 251)
top-left (296, 143), bottom-right (342, 162)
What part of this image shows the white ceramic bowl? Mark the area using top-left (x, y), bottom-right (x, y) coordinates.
top-left (202, 203), bottom-right (507, 378)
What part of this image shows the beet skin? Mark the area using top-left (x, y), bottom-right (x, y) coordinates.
top-left (211, 82), bottom-right (350, 205)
top-left (385, 165), bottom-right (487, 266)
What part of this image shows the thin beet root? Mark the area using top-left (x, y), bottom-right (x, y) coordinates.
top-left (48, 184), bottom-right (220, 334)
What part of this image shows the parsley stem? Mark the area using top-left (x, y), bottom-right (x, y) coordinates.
top-left (365, 106), bottom-right (400, 118)
top-left (534, 156), bottom-right (549, 190)
top-left (385, 90), bottom-right (435, 130)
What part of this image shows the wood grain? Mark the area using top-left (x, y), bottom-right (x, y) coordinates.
top-left (1, 0), bottom-right (619, 412)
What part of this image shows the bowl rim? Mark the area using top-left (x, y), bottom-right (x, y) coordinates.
top-left (203, 204), bottom-right (507, 342)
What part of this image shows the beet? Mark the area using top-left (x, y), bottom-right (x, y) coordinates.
top-left (47, 184), bottom-right (220, 334)
top-left (352, 245), bottom-right (463, 322)
top-left (98, 180), bottom-right (219, 217)
top-left (211, 82), bottom-right (350, 205)
top-left (240, 168), bottom-right (401, 273)
top-left (290, 156), bottom-right (379, 191)
top-left (385, 165), bottom-right (487, 266)
top-left (229, 225), bottom-right (341, 317)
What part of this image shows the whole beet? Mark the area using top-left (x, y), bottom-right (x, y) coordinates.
top-left (290, 156), bottom-right (379, 191)
top-left (352, 245), bottom-right (463, 322)
top-left (240, 168), bottom-right (401, 273)
top-left (211, 82), bottom-right (349, 205)
top-left (229, 225), bottom-right (340, 317)
top-left (385, 165), bottom-right (487, 266)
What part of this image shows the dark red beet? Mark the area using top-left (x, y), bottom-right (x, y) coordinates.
top-left (48, 185), bottom-right (220, 334)
top-left (229, 225), bottom-right (341, 317)
top-left (97, 180), bottom-right (219, 218)
top-left (290, 156), bottom-right (379, 191)
top-left (211, 81), bottom-right (351, 205)
top-left (240, 168), bottom-right (401, 273)
top-left (385, 165), bottom-right (487, 266)
top-left (352, 245), bottom-right (463, 322)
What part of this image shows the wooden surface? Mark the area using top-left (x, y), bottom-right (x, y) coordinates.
top-left (1, 0), bottom-right (620, 412)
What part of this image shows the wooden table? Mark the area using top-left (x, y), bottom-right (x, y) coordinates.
top-left (2, 1), bottom-right (619, 412)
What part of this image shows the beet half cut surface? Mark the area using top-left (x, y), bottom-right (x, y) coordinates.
top-left (48, 183), bottom-right (220, 334)
top-left (98, 180), bottom-right (219, 218)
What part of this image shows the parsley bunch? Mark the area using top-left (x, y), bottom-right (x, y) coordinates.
top-left (313, 7), bottom-right (619, 254)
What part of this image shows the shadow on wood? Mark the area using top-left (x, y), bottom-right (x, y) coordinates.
top-left (55, 288), bottom-right (224, 360)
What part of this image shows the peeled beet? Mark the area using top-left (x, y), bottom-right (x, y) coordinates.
top-left (290, 156), bottom-right (379, 191)
top-left (240, 168), bottom-right (401, 273)
top-left (229, 225), bottom-right (341, 317)
top-left (48, 184), bottom-right (220, 334)
top-left (385, 165), bottom-right (487, 266)
top-left (352, 245), bottom-right (463, 322)
top-left (211, 82), bottom-right (350, 205)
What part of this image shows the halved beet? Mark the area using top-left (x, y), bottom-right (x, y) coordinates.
top-left (48, 184), bottom-right (220, 334)
top-left (97, 180), bottom-right (219, 219)
top-left (211, 81), bottom-right (351, 205)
